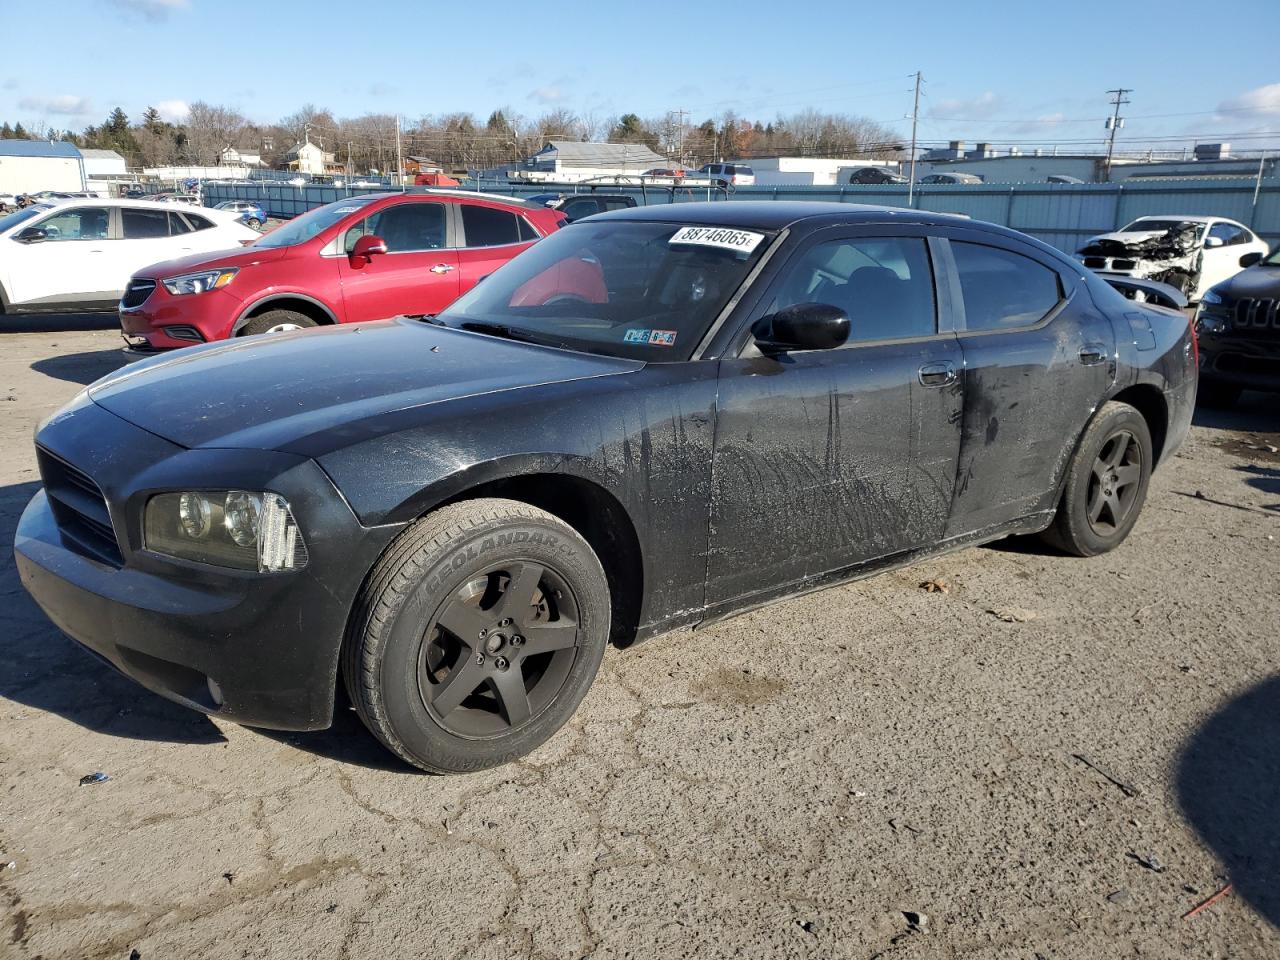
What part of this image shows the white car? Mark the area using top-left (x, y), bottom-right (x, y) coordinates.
top-left (1076, 215), bottom-right (1270, 302)
top-left (0, 198), bottom-right (257, 315)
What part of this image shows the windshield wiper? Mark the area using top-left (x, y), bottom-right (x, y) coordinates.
top-left (414, 314), bottom-right (446, 326)
top-left (458, 321), bottom-right (565, 349)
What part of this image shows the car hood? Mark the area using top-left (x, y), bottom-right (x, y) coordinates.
top-left (87, 319), bottom-right (643, 452)
top-left (134, 244), bottom-right (289, 280)
top-left (1083, 229), bottom-right (1175, 248)
top-left (1215, 263), bottom-right (1280, 299)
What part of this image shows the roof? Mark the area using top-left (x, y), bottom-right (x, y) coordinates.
top-left (80, 148), bottom-right (125, 161)
top-left (0, 139), bottom-right (82, 159)
top-left (405, 155), bottom-right (440, 164)
top-left (538, 141), bottom-right (666, 167)
top-left (599, 201), bottom-right (981, 230)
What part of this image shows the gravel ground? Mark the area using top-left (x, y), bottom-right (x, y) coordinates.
top-left (1, 315), bottom-right (1277, 960)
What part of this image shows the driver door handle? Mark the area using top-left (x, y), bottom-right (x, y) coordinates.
top-left (430, 264), bottom-right (455, 274)
top-left (918, 362), bottom-right (957, 387)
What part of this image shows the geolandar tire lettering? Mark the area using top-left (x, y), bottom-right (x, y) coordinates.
top-left (342, 498), bottom-right (610, 774)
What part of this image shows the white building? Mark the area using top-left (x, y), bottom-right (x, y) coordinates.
top-left (80, 148), bottom-right (126, 178)
top-left (743, 156), bottom-right (901, 186)
top-left (510, 141), bottom-right (668, 183)
top-left (282, 140), bottom-right (336, 176)
top-left (0, 139), bottom-right (85, 194)
top-left (220, 145), bottom-right (263, 167)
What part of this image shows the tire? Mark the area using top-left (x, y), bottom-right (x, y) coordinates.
top-left (343, 498), bottom-right (610, 774)
top-left (1040, 401), bottom-right (1153, 557)
top-left (245, 217), bottom-right (262, 229)
top-left (1198, 381), bottom-right (1242, 408)
top-left (237, 310), bottom-right (317, 337)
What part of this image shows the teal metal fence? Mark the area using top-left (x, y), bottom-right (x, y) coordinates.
top-left (201, 176), bottom-right (1280, 255)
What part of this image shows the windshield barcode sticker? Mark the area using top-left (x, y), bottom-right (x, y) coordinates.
top-left (669, 226), bottom-right (764, 254)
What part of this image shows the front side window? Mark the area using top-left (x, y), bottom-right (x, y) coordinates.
top-left (36, 206), bottom-right (111, 241)
top-left (1208, 222), bottom-right (1248, 246)
top-left (952, 241), bottom-right (1062, 331)
top-left (439, 220), bottom-right (773, 360)
top-left (461, 205), bottom-right (522, 247)
top-left (559, 198), bottom-right (601, 222)
top-left (347, 202), bottom-right (445, 253)
top-left (122, 208), bottom-right (170, 239)
top-left (765, 236), bottom-right (936, 342)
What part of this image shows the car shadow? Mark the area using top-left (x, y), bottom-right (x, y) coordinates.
top-left (1193, 392), bottom-right (1280, 433)
top-left (31, 347), bottom-right (129, 386)
top-left (1177, 675), bottom-right (1280, 929)
top-left (0, 479), bottom-right (225, 745)
top-left (253, 708), bottom-right (420, 774)
top-left (3, 312), bottom-right (119, 334)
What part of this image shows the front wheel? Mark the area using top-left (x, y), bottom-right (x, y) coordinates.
top-left (1040, 401), bottom-right (1153, 557)
top-left (343, 499), bottom-right (610, 773)
top-left (237, 310), bottom-right (317, 337)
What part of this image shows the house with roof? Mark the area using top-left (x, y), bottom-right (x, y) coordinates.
top-left (79, 148), bottom-right (127, 179)
top-left (403, 156), bottom-right (443, 175)
top-left (0, 139), bottom-right (85, 194)
top-left (281, 139), bottom-right (337, 176)
top-left (220, 145), bottom-right (263, 168)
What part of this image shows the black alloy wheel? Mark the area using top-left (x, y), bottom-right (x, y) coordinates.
top-left (418, 561), bottom-right (580, 738)
top-left (1085, 429), bottom-right (1143, 536)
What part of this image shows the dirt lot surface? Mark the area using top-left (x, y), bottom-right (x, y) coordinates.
top-left (1, 316), bottom-right (1278, 960)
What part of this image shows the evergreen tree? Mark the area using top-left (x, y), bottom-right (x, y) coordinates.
top-left (0, 122), bottom-right (12, 139)
top-left (13, 122), bottom-right (28, 139)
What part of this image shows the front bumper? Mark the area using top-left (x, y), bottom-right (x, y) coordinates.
top-left (120, 284), bottom-right (245, 352)
top-left (1197, 327), bottom-right (1280, 395)
top-left (14, 400), bottom-right (400, 730)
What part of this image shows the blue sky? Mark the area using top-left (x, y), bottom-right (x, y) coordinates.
top-left (2, 0), bottom-right (1278, 152)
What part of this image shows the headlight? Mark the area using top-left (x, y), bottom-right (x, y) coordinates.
top-left (1200, 288), bottom-right (1224, 305)
top-left (144, 490), bottom-right (308, 572)
top-left (161, 267), bottom-right (238, 296)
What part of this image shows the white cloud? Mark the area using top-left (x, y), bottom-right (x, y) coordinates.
top-left (929, 91), bottom-right (1003, 121)
top-left (155, 99), bottom-right (190, 122)
top-left (18, 94), bottom-right (93, 116)
top-left (108, 0), bottom-right (190, 20)
top-left (2, 78), bottom-right (17, 91)
top-left (529, 86), bottom-right (566, 105)
top-left (1217, 83), bottom-right (1280, 119)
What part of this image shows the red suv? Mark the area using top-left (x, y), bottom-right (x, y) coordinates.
top-left (119, 192), bottom-right (565, 352)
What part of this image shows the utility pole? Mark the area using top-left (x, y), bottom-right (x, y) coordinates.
top-left (395, 115), bottom-right (404, 191)
top-left (907, 71), bottom-right (922, 207)
top-left (1104, 88), bottom-right (1131, 182)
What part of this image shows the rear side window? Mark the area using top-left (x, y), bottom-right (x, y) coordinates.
top-left (168, 212), bottom-right (192, 235)
top-left (766, 236), bottom-right (936, 342)
top-left (603, 199), bottom-right (632, 212)
top-left (461, 205), bottom-right (522, 247)
top-left (952, 241), bottom-right (1062, 330)
top-left (185, 213), bottom-right (214, 231)
top-left (1208, 222), bottom-right (1248, 246)
top-left (122, 208), bottom-right (170, 239)
top-left (517, 216), bottom-right (539, 241)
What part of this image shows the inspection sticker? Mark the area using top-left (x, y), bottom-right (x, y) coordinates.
top-left (623, 328), bottom-right (651, 343)
top-left (668, 226), bottom-right (764, 254)
top-left (624, 328), bottom-right (678, 346)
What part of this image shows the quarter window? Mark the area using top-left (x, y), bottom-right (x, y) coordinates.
top-left (122, 208), bottom-right (170, 239)
top-left (168, 212), bottom-right (193, 235)
top-left (461, 205), bottom-right (523, 247)
top-left (766, 236), bottom-right (937, 342)
top-left (951, 241), bottom-right (1062, 330)
top-left (36, 207), bottom-right (111, 241)
top-left (185, 213), bottom-right (215, 232)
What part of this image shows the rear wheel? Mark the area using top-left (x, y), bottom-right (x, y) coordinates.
top-left (343, 499), bottom-right (610, 773)
top-left (1040, 401), bottom-right (1152, 557)
top-left (238, 310), bottom-right (317, 337)
top-left (245, 217), bottom-right (262, 229)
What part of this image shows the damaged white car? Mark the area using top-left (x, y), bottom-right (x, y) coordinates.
top-left (1076, 215), bottom-right (1269, 303)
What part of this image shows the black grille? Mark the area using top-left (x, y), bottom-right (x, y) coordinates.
top-left (36, 447), bottom-right (123, 566)
top-left (1234, 298), bottom-right (1280, 334)
top-left (121, 279), bottom-right (156, 309)
top-left (1083, 257), bottom-right (1107, 269)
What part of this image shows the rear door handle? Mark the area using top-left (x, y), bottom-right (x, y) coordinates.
top-left (1079, 344), bottom-right (1107, 366)
top-left (430, 264), bottom-right (455, 274)
top-left (918, 362), bottom-right (957, 387)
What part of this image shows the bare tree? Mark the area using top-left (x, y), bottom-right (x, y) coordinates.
top-left (182, 101), bottom-right (247, 165)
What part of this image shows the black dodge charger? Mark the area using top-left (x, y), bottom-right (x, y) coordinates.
top-left (16, 203), bottom-right (1197, 773)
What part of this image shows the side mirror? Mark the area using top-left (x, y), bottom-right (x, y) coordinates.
top-left (1204, 236), bottom-right (1225, 249)
top-left (1239, 251), bottom-right (1263, 268)
top-left (754, 302), bottom-right (850, 354)
top-left (349, 234), bottom-right (388, 266)
top-left (16, 226), bottom-right (48, 244)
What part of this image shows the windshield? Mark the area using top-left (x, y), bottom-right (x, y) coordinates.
top-left (253, 195), bottom-right (380, 248)
top-left (438, 220), bottom-right (774, 361)
top-left (1264, 247), bottom-right (1280, 266)
top-left (1123, 218), bottom-right (1206, 238)
top-left (0, 205), bottom-right (51, 233)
